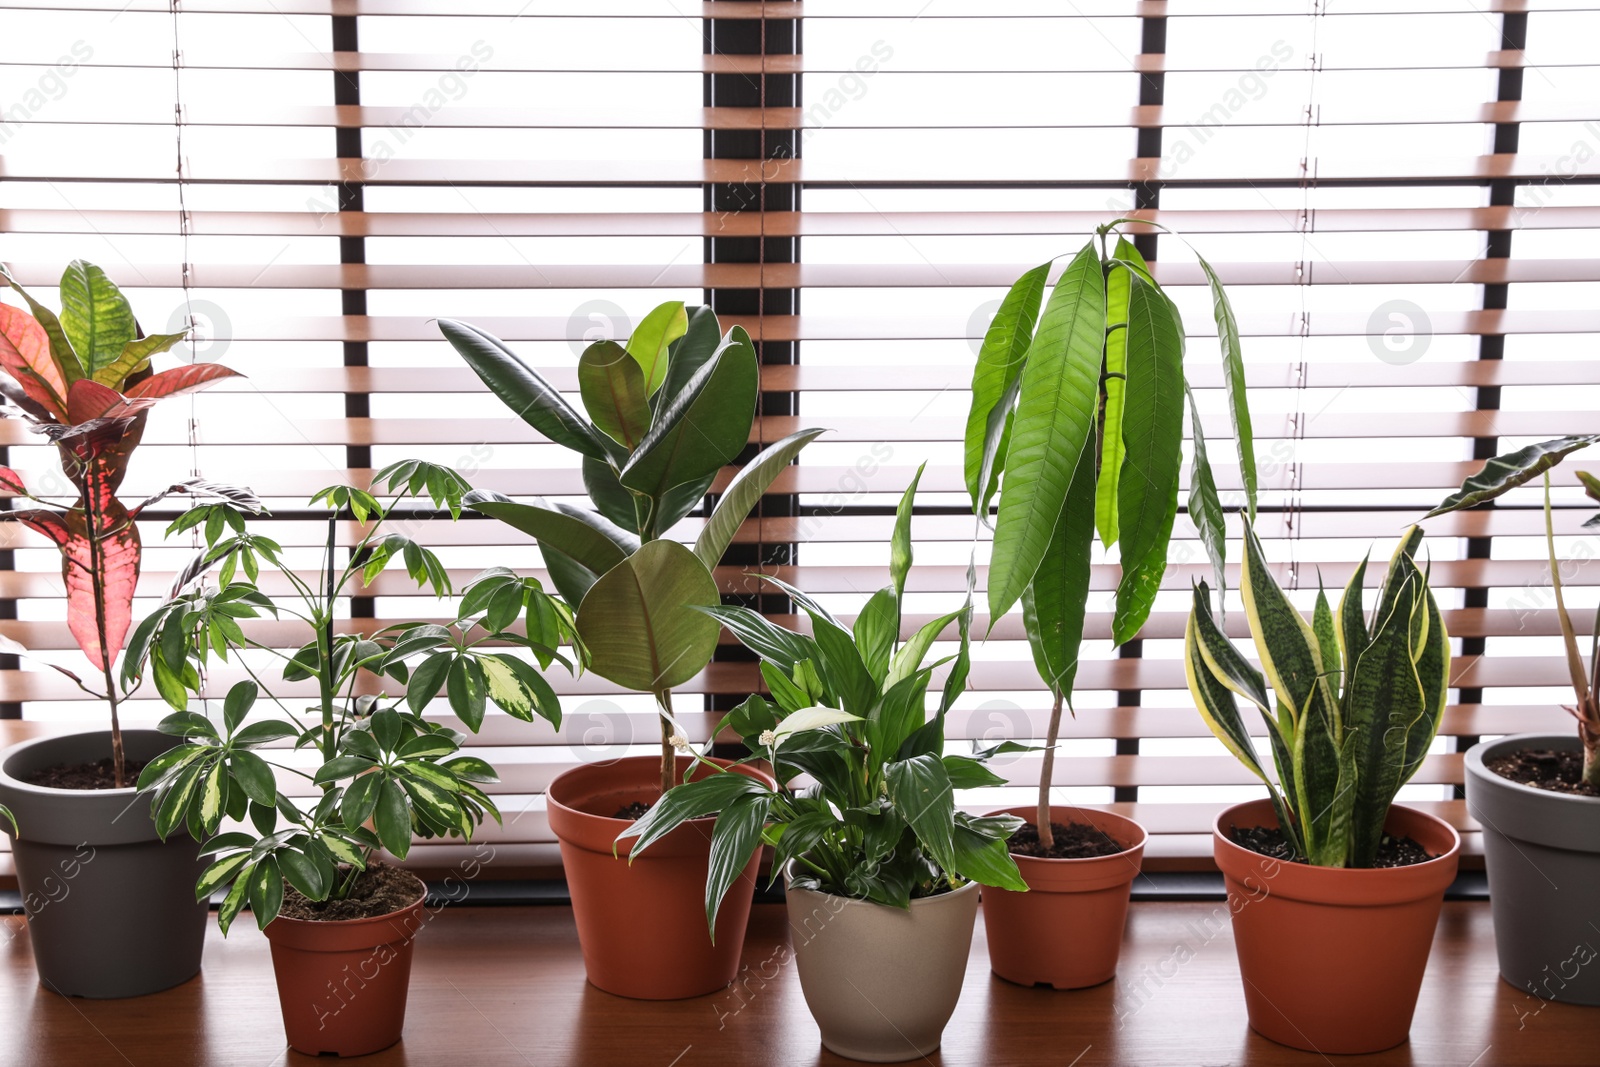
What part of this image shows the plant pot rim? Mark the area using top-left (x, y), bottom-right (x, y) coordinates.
top-left (783, 860), bottom-right (981, 910)
top-left (264, 873), bottom-right (427, 934)
top-left (1212, 798), bottom-right (1460, 893)
top-left (987, 804), bottom-right (1148, 864)
top-left (546, 754), bottom-right (774, 827)
top-left (1465, 732), bottom-right (1600, 807)
top-left (0, 728), bottom-right (159, 799)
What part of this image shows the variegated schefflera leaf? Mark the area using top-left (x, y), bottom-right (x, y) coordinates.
top-left (1185, 524), bottom-right (1449, 868)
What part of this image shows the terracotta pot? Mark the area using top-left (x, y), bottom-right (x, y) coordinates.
top-left (786, 868), bottom-right (979, 1063)
top-left (980, 806), bottom-right (1146, 989)
top-left (0, 729), bottom-right (209, 998)
top-left (262, 872), bottom-right (428, 1057)
top-left (1213, 798), bottom-right (1460, 1054)
top-left (1466, 732), bottom-right (1600, 1005)
top-left (546, 754), bottom-right (769, 999)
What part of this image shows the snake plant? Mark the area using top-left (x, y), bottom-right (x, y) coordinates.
top-left (1185, 524), bottom-right (1449, 867)
top-left (1425, 434), bottom-right (1600, 789)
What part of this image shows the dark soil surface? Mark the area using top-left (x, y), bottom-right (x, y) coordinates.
top-left (21, 757), bottom-right (148, 790)
top-left (613, 801), bottom-right (650, 821)
top-left (1009, 820), bottom-right (1128, 860)
top-left (277, 861), bottom-right (425, 923)
top-left (1487, 746), bottom-right (1599, 797)
top-left (1229, 824), bottom-right (1436, 868)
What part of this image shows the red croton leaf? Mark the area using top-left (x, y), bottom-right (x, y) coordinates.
top-left (0, 303), bottom-right (68, 421)
top-left (5, 506), bottom-right (139, 672)
top-left (122, 363), bottom-right (243, 400)
top-left (65, 379), bottom-right (160, 425)
top-left (0, 465), bottom-right (28, 497)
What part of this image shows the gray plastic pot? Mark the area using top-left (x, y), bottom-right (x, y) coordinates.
top-left (785, 867), bottom-right (979, 1063)
top-left (0, 729), bottom-right (209, 998)
top-left (1465, 732), bottom-right (1600, 1006)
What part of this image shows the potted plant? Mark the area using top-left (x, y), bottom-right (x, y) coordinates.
top-left (132, 466), bottom-right (578, 1055)
top-left (621, 474), bottom-right (1027, 1063)
top-left (437, 302), bottom-right (825, 998)
top-left (1424, 434), bottom-right (1600, 1004)
top-left (961, 222), bottom-right (1254, 987)
top-left (0, 261), bottom-right (243, 997)
top-left (1185, 522), bottom-right (1459, 1053)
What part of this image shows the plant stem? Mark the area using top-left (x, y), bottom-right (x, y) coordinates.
top-left (657, 689), bottom-right (675, 798)
top-left (1036, 688), bottom-right (1063, 849)
top-left (78, 450), bottom-right (125, 787)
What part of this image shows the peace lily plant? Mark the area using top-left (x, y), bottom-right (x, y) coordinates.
top-left (963, 221), bottom-right (1256, 848)
top-left (438, 302), bottom-right (824, 797)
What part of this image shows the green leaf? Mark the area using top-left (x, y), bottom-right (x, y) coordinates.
top-left (340, 772), bottom-right (381, 830)
top-left (853, 587), bottom-right (899, 685)
top-left (439, 317), bottom-right (608, 459)
top-left (1185, 383), bottom-right (1228, 607)
top-left (1184, 589), bottom-right (1272, 783)
top-left (277, 849), bottom-right (327, 901)
top-left (581, 452), bottom-right (641, 532)
top-left (154, 761), bottom-right (206, 840)
top-left (705, 793), bottom-right (770, 937)
top-left (810, 615), bottom-right (876, 717)
top-left (575, 539), bottom-right (721, 693)
top-left (59, 261), bottom-right (135, 378)
top-left (464, 494), bottom-right (634, 576)
top-left (477, 653), bottom-right (534, 724)
top-left (229, 750), bottom-right (278, 807)
top-left (499, 654), bottom-right (563, 727)
top-left (1337, 554), bottom-right (1370, 681)
top-left (135, 743), bottom-right (207, 790)
top-left (196, 852), bottom-right (252, 900)
top-left (890, 464), bottom-right (923, 605)
top-left (198, 761), bottom-right (226, 832)
top-left (885, 608), bottom-right (961, 691)
top-left (374, 777), bottom-right (413, 859)
top-left (626, 301), bottom-right (688, 396)
top-left (247, 859), bottom-right (285, 930)
top-left (579, 339), bottom-right (652, 449)
top-left (950, 822), bottom-right (1028, 892)
top-left (943, 755), bottom-right (1006, 789)
top-left (693, 428), bottom-right (826, 568)
top-left (964, 262), bottom-right (1050, 519)
top-left (1113, 275), bottom-right (1185, 645)
top-left (619, 331), bottom-right (758, 502)
top-left (232, 719), bottom-right (299, 746)
top-left (1312, 583), bottom-right (1340, 692)
top-left (653, 305), bottom-right (721, 413)
top-left (406, 651), bottom-right (454, 714)
top-left (222, 680), bottom-right (257, 735)
top-left (1426, 435), bottom-right (1599, 516)
top-left (1240, 524), bottom-right (1330, 729)
top-left (1021, 433), bottom-right (1096, 701)
top-left (885, 754), bottom-right (955, 872)
top-left (94, 331), bottom-right (185, 389)
top-left (313, 755), bottom-right (377, 785)
top-left (1096, 255), bottom-right (1135, 546)
top-left (988, 241), bottom-right (1106, 623)
top-left (693, 604), bottom-right (816, 673)
top-left (1197, 252), bottom-right (1255, 520)
top-left (541, 544), bottom-right (599, 612)
top-left (617, 771), bottom-right (768, 858)
top-left (1190, 580), bottom-right (1271, 713)
top-left (446, 656), bottom-right (488, 732)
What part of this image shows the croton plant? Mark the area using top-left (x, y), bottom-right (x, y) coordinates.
top-left (0, 262), bottom-right (244, 786)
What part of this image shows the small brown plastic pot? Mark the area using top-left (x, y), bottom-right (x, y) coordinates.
top-left (262, 873), bottom-right (428, 1057)
top-left (980, 806), bottom-right (1146, 989)
top-left (546, 754), bottom-right (771, 1000)
top-left (1213, 798), bottom-right (1460, 1054)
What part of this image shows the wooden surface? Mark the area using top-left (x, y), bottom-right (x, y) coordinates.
top-left (1, 902), bottom-right (1594, 1066)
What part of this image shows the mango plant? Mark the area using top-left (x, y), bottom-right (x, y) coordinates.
top-left (438, 303), bottom-right (825, 797)
top-left (963, 222), bottom-right (1255, 847)
top-left (620, 473), bottom-right (1026, 930)
top-left (0, 261), bottom-right (244, 786)
top-left (1425, 434), bottom-right (1600, 789)
top-left (1186, 525), bottom-right (1449, 867)
top-left (131, 464), bottom-right (580, 931)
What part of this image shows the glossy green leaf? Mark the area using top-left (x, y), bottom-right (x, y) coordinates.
top-left (884, 754), bottom-right (954, 872)
top-left (93, 331), bottom-right (186, 390)
top-left (578, 340), bottom-right (651, 449)
top-left (853, 587), bottom-right (898, 685)
top-left (1184, 588), bottom-right (1272, 782)
top-left (963, 262), bottom-right (1049, 519)
top-left (705, 793), bottom-right (770, 936)
top-left (885, 607), bottom-right (960, 691)
top-left (890, 464), bottom-right (923, 605)
top-left (1185, 383), bottom-right (1228, 610)
top-left (988, 242), bottom-right (1106, 622)
top-left (619, 332), bottom-right (757, 501)
top-left (247, 859), bottom-right (285, 930)
top-left (277, 849), bottom-right (327, 901)
top-left (463, 493), bottom-right (633, 576)
top-left (1426, 435), bottom-right (1598, 516)
top-left (374, 778), bottom-right (413, 859)
top-left (229, 750), bottom-right (277, 807)
top-left (655, 306), bottom-right (722, 415)
top-left (694, 428), bottom-right (826, 568)
top-left (1096, 248), bottom-right (1138, 547)
top-left (406, 651), bottom-right (454, 714)
top-left (617, 770), bottom-right (768, 857)
top-left (446, 655), bottom-right (488, 732)
top-left (692, 604), bottom-right (817, 672)
top-left (1240, 524), bottom-right (1328, 728)
top-left (575, 539), bottom-right (721, 693)
top-left (625, 301), bottom-right (687, 396)
top-left (1197, 252), bottom-right (1256, 520)
top-left (1020, 432), bottom-right (1096, 702)
top-left (950, 822), bottom-right (1027, 892)
top-left (59, 261), bottom-right (136, 378)
top-left (581, 452), bottom-right (641, 532)
top-left (439, 318), bottom-right (608, 459)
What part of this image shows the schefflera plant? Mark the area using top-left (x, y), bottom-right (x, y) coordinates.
top-left (1185, 525), bottom-right (1449, 867)
top-left (964, 221), bottom-right (1256, 847)
top-left (438, 302), bottom-right (824, 796)
top-left (621, 473), bottom-right (1028, 930)
top-left (0, 261), bottom-right (243, 787)
top-left (1423, 434), bottom-right (1600, 789)
top-left (131, 465), bottom-right (580, 932)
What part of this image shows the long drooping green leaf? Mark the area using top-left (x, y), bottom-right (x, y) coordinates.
top-left (1020, 437), bottom-right (1095, 701)
top-left (616, 769), bottom-right (768, 856)
top-left (950, 822), bottom-right (1028, 892)
top-left (626, 301), bottom-right (687, 396)
top-left (575, 539), bottom-right (721, 693)
top-left (620, 333), bottom-right (757, 501)
top-left (693, 604), bottom-right (817, 672)
top-left (59, 261), bottom-right (136, 379)
top-left (884, 754), bottom-right (955, 872)
top-left (1095, 247), bottom-right (1138, 546)
top-left (578, 339), bottom-right (651, 449)
top-left (439, 318), bottom-right (608, 459)
top-left (463, 493), bottom-right (632, 576)
top-left (988, 242), bottom-right (1106, 622)
top-left (693, 427), bottom-right (826, 568)
top-left (1185, 383), bottom-right (1227, 610)
top-left (1113, 276), bottom-right (1185, 644)
top-left (1426, 435), bottom-right (1599, 516)
top-left (963, 262), bottom-right (1049, 519)
top-left (704, 793), bottom-right (770, 936)
top-left (1197, 253), bottom-right (1255, 520)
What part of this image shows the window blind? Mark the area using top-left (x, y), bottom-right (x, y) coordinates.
top-left (1, 0), bottom-right (1597, 877)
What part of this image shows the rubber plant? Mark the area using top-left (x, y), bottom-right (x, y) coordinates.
top-left (962, 220), bottom-right (1257, 848)
top-left (621, 471), bottom-right (1027, 929)
top-left (0, 260), bottom-right (244, 788)
top-left (130, 464), bottom-right (580, 931)
top-left (1186, 524), bottom-right (1449, 866)
top-left (438, 302), bottom-right (825, 798)
top-left (1424, 434), bottom-right (1600, 789)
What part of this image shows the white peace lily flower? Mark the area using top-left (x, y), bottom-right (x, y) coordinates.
top-left (668, 732), bottom-right (691, 753)
top-left (758, 729), bottom-right (777, 747)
